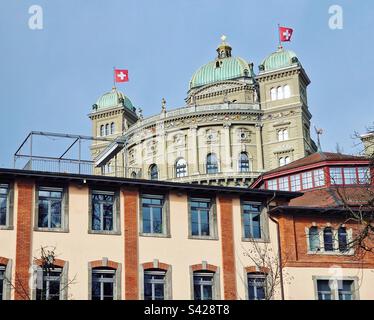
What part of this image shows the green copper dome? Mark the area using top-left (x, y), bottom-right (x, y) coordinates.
top-left (94, 88), bottom-right (135, 112)
top-left (260, 48), bottom-right (299, 72)
top-left (189, 36), bottom-right (254, 89)
top-left (189, 56), bottom-right (252, 89)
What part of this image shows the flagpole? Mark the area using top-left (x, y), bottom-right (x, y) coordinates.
top-left (277, 23), bottom-right (282, 49)
top-left (113, 66), bottom-right (116, 89)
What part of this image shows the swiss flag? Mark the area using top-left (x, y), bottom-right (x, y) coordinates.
top-left (279, 26), bottom-right (293, 42)
top-left (114, 69), bottom-right (129, 82)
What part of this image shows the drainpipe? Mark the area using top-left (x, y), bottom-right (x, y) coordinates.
top-left (266, 192), bottom-right (285, 300)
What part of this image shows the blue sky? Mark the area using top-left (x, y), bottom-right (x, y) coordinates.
top-left (0, 0), bottom-right (373, 167)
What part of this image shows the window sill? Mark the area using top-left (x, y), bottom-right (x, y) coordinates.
top-left (140, 233), bottom-right (171, 238)
top-left (241, 237), bottom-right (270, 243)
top-left (0, 225), bottom-right (14, 230)
top-left (33, 227), bottom-right (69, 233)
top-left (307, 250), bottom-right (354, 256)
top-left (88, 230), bottom-right (121, 236)
top-left (188, 235), bottom-right (219, 241)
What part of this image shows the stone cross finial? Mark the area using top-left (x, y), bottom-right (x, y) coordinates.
top-left (138, 108), bottom-right (143, 120)
top-left (161, 98), bottom-right (166, 112)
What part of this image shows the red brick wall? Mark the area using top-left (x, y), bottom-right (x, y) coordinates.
top-left (278, 213), bottom-right (374, 268)
top-left (14, 180), bottom-right (34, 300)
top-left (218, 196), bottom-right (237, 300)
top-left (123, 188), bottom-right (139, 300)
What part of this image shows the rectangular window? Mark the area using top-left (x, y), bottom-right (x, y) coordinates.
top-left (338, 280), bottom-right (354, 300)
top-left (278, 177), bottom-right (289, 191)
top-left (141, 195), bottom-right (164, 234)
top-left (193, 272), bottom-right (214, 300)
top-left (248, 274), bottom-right (266, 300)
top-left (0, 184), bottom-right (9, 226)
top-left (357, 167), bottom-right (370, 184)
top-left (290, 174), bottom-right (301, 191)
top-left (313, 169), bottom-right (325, 187)
top-left (190, 198), bottom-right (211, 237)
top-left (144, 270), bottom-right (165, 300)
top-left (92, 191), bottom-right (115, 231)
top-left (267, 179), bottom-right (277, 191)
top-left (316, 279), bottom-right (356, 300)
top-left (242, 202), bottom-right (262, 239)
top-left (36, 268), bottom-right (62, 300)
top-left (0, 265), bottom-right (4, 301)
top-left (302, 171), bottom-right (313, 189)
top-left (329, 167), bottom-right (343, 185)
top-left (37, 187), bottom-right (63, 229)
top-left (343, 168), bottom-right (356, 185)
top-left (317, 280), bottom-right (332, 300)
top-left (92, 269), bottom-right (115, 300)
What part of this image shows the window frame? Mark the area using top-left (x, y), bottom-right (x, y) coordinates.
top-left (140, 193), bottom-right (170, 238)
top-left (246, 272), bottom-right (267, 300)
top-left (206, 153), bottom-right (219, 174)
top-left (238, 152), bottom-right (250, 172)
top-left (88, 189), bottom-right (120, 235)
top-left (175, 158), bottom-right (188, 178)
top-left (149, 164), bottom-right (159, 180)
top-left (0, 182), bottom-right (14, 230)
top-left (313, 277), bottom-right (359, 300)
top-left (90, 268), bottom-right (117, 300)
top-left (34, 185), bottom-right (69, 232)
top-left (188, 196), bottom-right (218, 240)
top-left (191, 271), bottom-right (221, 300)
top-left (241, 201), bottom-right (269, 242)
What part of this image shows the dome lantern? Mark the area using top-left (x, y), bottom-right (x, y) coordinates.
top-left (216, 35), bottom-right (232, 59)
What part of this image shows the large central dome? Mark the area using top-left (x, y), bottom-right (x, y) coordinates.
top-left (189, 36), bottom-right (254, 90)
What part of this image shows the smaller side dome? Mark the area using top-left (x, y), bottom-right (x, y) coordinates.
top-left (93, 87), bottom-right (135, 112)
top-left (259, 47), bottom-right (299, 73)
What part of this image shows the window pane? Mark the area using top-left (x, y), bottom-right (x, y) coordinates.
top-left (193, 284), bottom-right (201, 300)
top-left (202, 285), bottom-right (213, 300)
top-left (154, 283), bottom-right (165, 300)
top-left (248, 275), bottom-right (266, 300)
top-left (329, 168), bottom-right (343, 185)
top-left (343, 168), bottom-right (356, 184)
top-left (103, 282), bottom-right (114, 300)
top-left (103, 204), bottom-right (113, 231)
top-left (313, 169), bottom-right (325, 187)
top-left (309, 227), bottom-right (320, 251)
top-left (302, 171), bottom-right (313, 189)
top-left (92, 202), bottom-right (101, 230)
top-left (357, 167), bottom-right (370, 184)
top-left (142, 207), bottom-right (151, 233)
top-left (51, 201), bottom-right (62, 228)
top-left (278, 177), bottom-right (289, 191)
top-left (38, 200), bottom-right (49, 228)
top-left (317, 280), bottom-right (332, 300)
top-left (323, 228), bottom-right (334, 251)
top-left (267, 179), bottom-right (277, 190)
top-left (152, 207), bottom-right (163, 234)
top-left (290, 175), bottom-right (301, 191)
top-left (338, 280), bottom-right (353, 300)
top-left (338, 227), bottom-right (348, 252)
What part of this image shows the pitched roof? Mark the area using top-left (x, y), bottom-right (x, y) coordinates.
top-left (265, 152), bottom-right (367, 175)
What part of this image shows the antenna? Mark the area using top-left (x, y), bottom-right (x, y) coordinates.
top-left (314, 126), bottom-right (324, 152)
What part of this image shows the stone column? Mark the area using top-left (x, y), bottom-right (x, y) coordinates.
top-left (223, 122), bottom-right (232, 173)
top-left (189, 126), bottom-right (199, 175)
top-left (162, 132), bottom-right (168, 179)
top-left (255, 124), bottom-right (264, 171)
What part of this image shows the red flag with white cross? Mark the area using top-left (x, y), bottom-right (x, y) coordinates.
top-left (279, 26), bottom-right (293, 42)
top-left (114, 69), bottom-right (129, 82)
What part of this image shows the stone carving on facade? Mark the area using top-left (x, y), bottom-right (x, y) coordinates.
top-left (173, 133), bottom-right (186, 148)
top-left (237, 128), bottom-right (252, 143)
top-left (206, 129), bottom-right (219, 144)
top-left (146, 140), bottom-right (158, 156)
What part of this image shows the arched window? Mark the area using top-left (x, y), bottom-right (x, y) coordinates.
top-left (131, 171), bottom-right (137, 178)
top-left (323, 227), bottom-right (334, 251)
top-left (284, 85), bottom-right (291, 98)
top-left (338, 227), bottom-right (348, 252)
top-left (100, 125), bottom-right (104, 137)
top-left (278, 130), bottom-right (284, 141)
top-left (206, 153), bottom-right (218, 174)
top-left (175, 158), bottom-right (187, 178)
top-left (91, 267), bottom-right (116, 300)
top-left (270, 88), bottom-right (277, 101)
top-left (105, 124), bottom-right (109, 136)
top-left (283, 129), bottom-right (289, 141)
top-left (110, 122), bottom-right (115, 135)
top-left (277, 86), bottom-right (284, 100)
top-left (285, 156), bottom-right (291, 165)
top-left (149, 164), bottom-right (158, 180)
top-left (239, 152), bottom-right (250, 172)
top-left (279, 157), bottom-right (285, 167)
top-left (309, 226), bottom-right (320, 251)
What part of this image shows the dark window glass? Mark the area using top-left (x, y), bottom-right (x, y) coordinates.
top-left (92, 192), bottom-right (114, 231)
top-left (239, 152), bottom-right (250, 172)
top-left (38, 188), bottom-right (63, 229)
top-left (176, 159), bottom-right (187, 177)
top-left (0, 266), bottom-right (4, 300)
top-left (338, 227), bottom-right (348, 252)
top-left (0, 185), bottom-right (9, 226)
top-left (193, 272), bottom-right (214, 300)
top-left (144, 270), bottom-right (165, 300)
top-left (142, 195), bottom-right (164, 234)
top-left (149, 164), bottom-right (158, 180)
top-left (309, 226), bottom-right (320, 251)
top-left (190, 198), bottom-right (211, 236)
top-left (317, 280), bottom-right (332, 300)
top-left (36, 268), bottom-right (61, 300)
top-left (323, 227), bottom-right (334, 251)
top-left (92, 269), bottom-right (115, 300)
top-left (248, 274), bottom-right (266, 300)
top-left (243, 203), bottom-right (262, 239)
top-left (206, 153), bottom-right (218, 174)
top-left (338, 280), bottom-right (353, 300)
